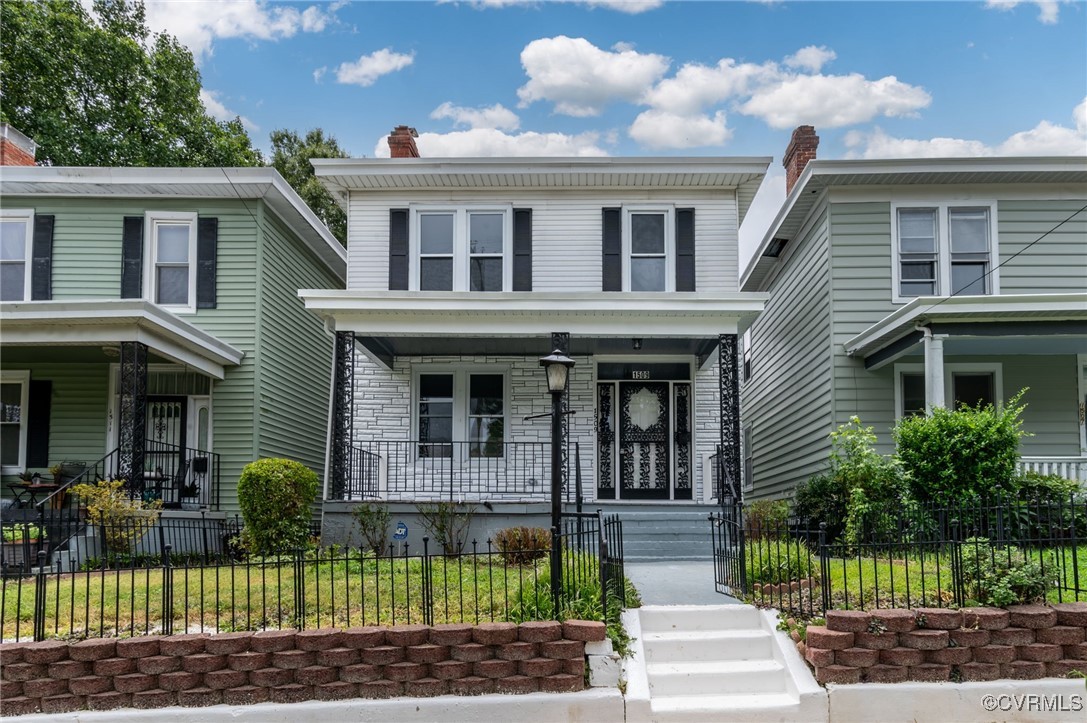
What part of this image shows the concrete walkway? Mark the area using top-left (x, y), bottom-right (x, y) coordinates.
top-left (623, 560), bottom-right (741, 605)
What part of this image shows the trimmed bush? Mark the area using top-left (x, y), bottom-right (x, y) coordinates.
top-left (493, 526), bottom-right (551, 565)
top-left (237, 458), bottom-right (319, 556)
top-left (894, 390), bottom-right (1028, 507)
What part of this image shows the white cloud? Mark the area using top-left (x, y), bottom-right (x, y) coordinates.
top-left (783, 45), bottom-right (836, 73)
top-left (141, 0), bottom-right (338, 59)
top-left (517, 36), bottom-right (670, 116)
top-left (199, 89), bottom-right (258, 131)
top-left (313, 67), bottom-right (327, 83)
top-left (740, 73), bottom-right (931, 129)
top-left (985, 0), bottom-right (1063, 24)
top-left (430, 102), bottom-right (520, 130)
top-left (641, 59), bottom-right (778, 115)
top-left (334, 49), bottom-right (415, 87)
top-left (372, 128), bottom-right (609, 157)
top-left (844, 98), bottom-right (1087, 158)
top-left (628, 110), bottom-right (732, 149)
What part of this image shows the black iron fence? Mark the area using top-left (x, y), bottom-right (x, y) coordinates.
top-left (712, 493), bottom-right (1087, 618)
top-left (1, 511), bottom-right (625, 642)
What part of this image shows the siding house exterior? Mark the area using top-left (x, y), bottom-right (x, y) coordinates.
top-left (0, 163), bottom-right (346, 521)
top-left (740, 127), bottom-right (1087, 500)
top-left (301, 129), bottom-right (769, 542)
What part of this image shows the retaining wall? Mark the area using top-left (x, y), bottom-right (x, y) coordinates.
top-left (801, 603), bottom-right (1087, 685)
top-left (0, 620), bottom-right (605, 717)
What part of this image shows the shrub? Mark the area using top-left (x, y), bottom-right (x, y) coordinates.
top-left (959, 537), bottom-right (1053, 607)
top-left (494, 526), bottom-right (551, 565)
top-left (72, 479), bottom-right (162, 554)
top-left (416, 502), bottom-right (475, 555)
top-left (351, 503), bottom-right (390, 555)
top-left (237, 458), bottom-right (319, 556)
top-left (1012, 471), bottom-right (1082, 503)
top-left (894, 390), bottom-right (1028, 507)
top-left (744, 499), bottom-right (790, 541)
top-left (793, 472), bottom-right (849, 543)
top-left (746, 538), bottom-right (815, 586)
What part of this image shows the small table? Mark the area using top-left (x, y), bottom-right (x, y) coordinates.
top-left (8, 483), bottom-right (62, 509)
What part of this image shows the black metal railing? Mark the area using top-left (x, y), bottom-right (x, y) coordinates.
top-left (141, 440), bottom-right (221, 510)
top-left (336, 440), bottom-right (552, 502)
top-left (0, 511), bottom-right (626, 641)
top-left (711, 492), bottom-right (1087, 618)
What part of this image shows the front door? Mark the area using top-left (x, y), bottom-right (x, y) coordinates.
top-left (618, 382), bottom-right (670, 499)
top-left (145, 395), bottom-right (186, 478)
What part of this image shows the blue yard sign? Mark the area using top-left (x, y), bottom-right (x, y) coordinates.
top-left (393, 521), bottom-right (408, 540)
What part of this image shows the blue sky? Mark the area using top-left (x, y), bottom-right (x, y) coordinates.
top-left (135, 0), bottom-right (1087, 261)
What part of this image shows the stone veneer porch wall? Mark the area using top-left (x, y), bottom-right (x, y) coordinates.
top-left (0, 620), bottom-right (605, 717)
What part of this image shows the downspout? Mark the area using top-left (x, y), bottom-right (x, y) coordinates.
top-left (916, 322), bottom-right (945, 414)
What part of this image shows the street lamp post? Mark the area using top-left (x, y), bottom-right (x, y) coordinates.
top-left (539, 348), bottom-right (574, 610)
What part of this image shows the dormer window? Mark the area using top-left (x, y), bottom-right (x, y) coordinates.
top-left (412, 207), bottom-right (511, 291)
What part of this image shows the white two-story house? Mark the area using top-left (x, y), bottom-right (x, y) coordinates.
top-left (740, 126), bottom-right (1087, 500)
top-left (302, 127), bottom-right (769, 550)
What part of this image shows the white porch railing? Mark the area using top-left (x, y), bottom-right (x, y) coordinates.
top-left (1018, 456), bottom-right (1087, 482)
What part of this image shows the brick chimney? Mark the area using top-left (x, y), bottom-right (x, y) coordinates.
top-left (388, 125), bottom-right (420, 158)
top-left (1, 124), bottom-right (36, 166)
top-left (782, 125), bottom-right (818, 195)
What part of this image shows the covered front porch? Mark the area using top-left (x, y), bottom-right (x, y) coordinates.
top-left (301, 291), bottom-right (765, 507)
top-left (844, 292), bottom-right (1087, 481)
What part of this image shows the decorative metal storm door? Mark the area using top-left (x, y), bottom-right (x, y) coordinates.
top-left (618, 382), bottom-right (670, 499)
top-left (146, 396), bottom-right (186, 475)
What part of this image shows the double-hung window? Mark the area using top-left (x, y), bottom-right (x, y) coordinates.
top-left (892, 202), bottom-right (997, 302)
top-left (413, 208), bottom-right (510, 291)
top-left (416, 369), bottom-right (507, 458)
top-left (0, 211), bottom-right (33, 302)
top-left (896, 363), bottom-right (1002, 418)
top-left (1, 372), bottom-right (29, 474)
top-left (623, 208), bottom-right (674, 292)
top-left (146, 212), bottom-right (198, 311)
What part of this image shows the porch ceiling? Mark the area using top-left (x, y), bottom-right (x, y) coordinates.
top-left (356, 334), bottom-right (719, 362)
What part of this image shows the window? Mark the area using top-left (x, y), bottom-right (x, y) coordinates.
top-left (412, 208), bottom-right (510, 291)
top-left (742, 425), bottom-right (753, 492)
top-left (415, 369), bottom-right (507, 458)
top-left (1, 372), bottom-right (29, 474)
top-left (0, 211), bottom-right (33, 302)
top-left (894, 363), bottom-right (1002, 418)
top-left (892, 202), bottom-right (997, 302)
top-left (742, 330), bottom-right (753, 383)
top-left (623, 208), bottom-right (674, 292)
top-left (146, 212), bottom-right (197, 311)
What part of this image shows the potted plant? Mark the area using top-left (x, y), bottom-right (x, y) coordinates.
top-left (180, 482), bottom-right (201, 510)
top-left (1, 523), bottom-right (46, 569)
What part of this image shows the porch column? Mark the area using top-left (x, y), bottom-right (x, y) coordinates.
top-left (118, 341), bottom-right (148, 485)
top-left (330, 331), bottom-right (356, 500)
top-left (551, 331), bottom-right (570, 499)
top-left (923, 330), bottom-right (947, 414)
top-left (718, 334), bottom-right (741, 501)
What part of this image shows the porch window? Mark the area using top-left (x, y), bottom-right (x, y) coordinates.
top-left (895, 363), bottom-right (1002, 418)
top-left (624, 208), bottom-right (674, 292)
top-left (952, 372), bottom-right (996, 409)
top-left (146, 212), bottom-right (198, 311)
top-left (413, 208), bottom-right (510, 291)
top-left (901, 372), bottom-right (926, 417)
top-left (415, 369), bottom-right (507, 458)
top-left (892, 202), bottom-right (997, 302)
top-left (0, 211), bottom-right (32, 302)
top-left (0, 372), bottom-right (29, 474)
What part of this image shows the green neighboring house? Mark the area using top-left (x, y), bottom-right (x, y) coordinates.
top-left (0, 162), bottom-right (346, 523)
top-left (740, 127), bottom-right (1087, 500)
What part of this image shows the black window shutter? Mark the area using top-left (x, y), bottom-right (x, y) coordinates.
top-left (121, 216), bottom-right (144, 298)
top-left (676, 208), bottom-right (696, 291)
top-left (196, 217), bottom-right (218, 309)
top-left (512, 208), bottom-right (533, 291)
top-left (30, 214), bottom-right (54, 301)
top-left (26, 380), bottom-right (51, 468)
top-left (389, 209), bottom-right (409, 290)
top-left (602, 207), bottom-right (622, 291)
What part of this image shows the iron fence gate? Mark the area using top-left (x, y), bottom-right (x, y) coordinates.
top-left (710, 503), bottom-right (746, 596)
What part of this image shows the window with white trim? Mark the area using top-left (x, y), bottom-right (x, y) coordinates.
top-left (892, 202), bottom-right (997, 302)
top-left (413, 208), bottom-right (510, 291)
top-left (415, 369), bottom-right (507, 458)
top-left (624, 207), bottom-right (674, 292)
top-left (145, 212), bottom-right (198, 311)
top-left (1, 371), bottom-right (29, 474)
top-left (895, 363), bottom-right (1003, 419)
top-left (0, 211), bottom-right (33, 302)
top-left (742, 424), bottom-right (753, 492)
top-left (742, 329), bottom-right (753, 383)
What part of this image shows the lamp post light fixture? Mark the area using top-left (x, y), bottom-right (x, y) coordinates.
top-left (539, 348), bottom-right (574, 608)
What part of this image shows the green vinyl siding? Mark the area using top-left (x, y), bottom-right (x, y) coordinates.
top-left (997, 199), bottom-right (1087, 294)
top-left (743, 197), bottom-right (833, 499)
top-left (255, 209), bottom-right (337, 480)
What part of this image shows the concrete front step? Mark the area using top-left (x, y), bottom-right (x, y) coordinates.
top-left (648, 692), bottom-right (810, 722)
top-left (641, 629), bottom-right (773, 662)
top-left (639, 604), bottom-right (762, 632)
top-left (647, 659), bottom-right (786, 696)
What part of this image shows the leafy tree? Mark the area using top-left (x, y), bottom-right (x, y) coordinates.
top-left (269, 128), bottom-right (349, 244)
top-left (0, 0), bottom-right (261, 167)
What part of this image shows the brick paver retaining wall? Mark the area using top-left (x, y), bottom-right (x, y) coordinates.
top-left (0, 620), bottom-right (606, 717)
top-left (800, 603), bottom-right (1087, 685)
